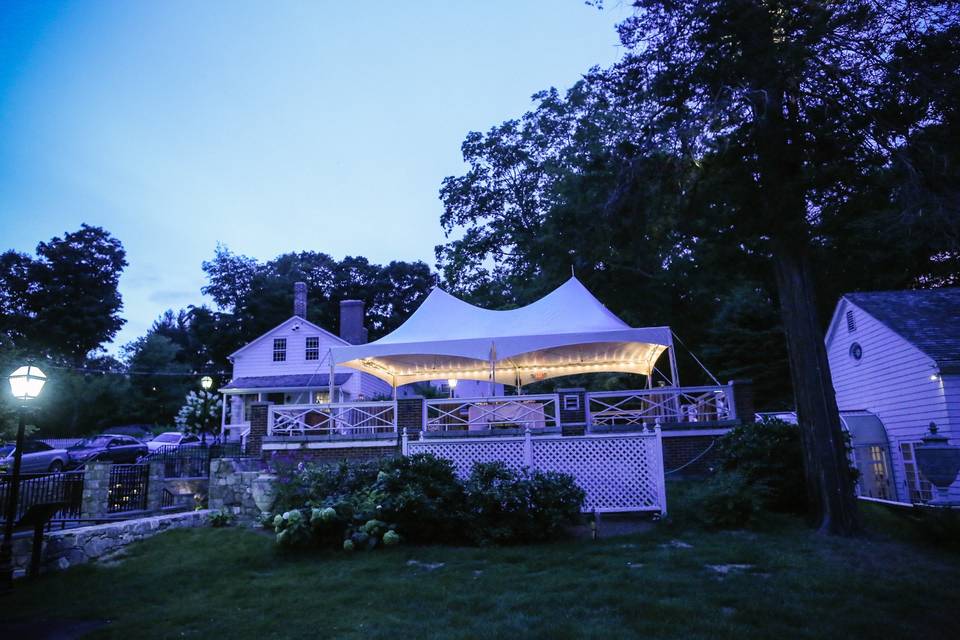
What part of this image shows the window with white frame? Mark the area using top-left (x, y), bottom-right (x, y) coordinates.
top-left (899, 441), bottom-right (932, 503)
top-left (305, 336), bottom-right (319, 361)
top-left (273, 338), bottom-right (287, 362)
top-left (563, 395), bottom-right (581, 411)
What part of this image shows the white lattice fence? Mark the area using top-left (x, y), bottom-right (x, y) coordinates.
top-left (404, 437), bottom-right (527, 477)
top-left (532, 435), bottom-right (664, 512)
top-left (405, 431), bottom-right (666, 514)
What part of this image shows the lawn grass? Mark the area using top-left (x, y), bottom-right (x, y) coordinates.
top-left (4, 483), bottom-right (958, 639)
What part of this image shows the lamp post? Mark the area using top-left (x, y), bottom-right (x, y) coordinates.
top-left (447, 378), bottom-right (458, 399)
top-left (199, 376), bottom-right (213, 447)
top-left (1, 365), bottom-right (47, 592)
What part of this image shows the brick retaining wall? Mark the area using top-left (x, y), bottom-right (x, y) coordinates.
top-left (661, 434), bottom-right (723, 475)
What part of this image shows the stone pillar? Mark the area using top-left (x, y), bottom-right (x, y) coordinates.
top-left (729, 379), bottom-right (755, 423)
top-left (248, 402), bottom-right (271, 456)
top-left (80, 462), bottom-right (112, 520)
top-left (397, 396), bottom-right (424, 440)
top-left (207, 458), bottom-right (233, 512)
top-left (146, 461), bottom-right (165, 512)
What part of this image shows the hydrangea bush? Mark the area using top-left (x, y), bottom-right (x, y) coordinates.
top-left (174, 390), bottom-right (223, 440)
top-left (269, 453), bottom-right (585, 551)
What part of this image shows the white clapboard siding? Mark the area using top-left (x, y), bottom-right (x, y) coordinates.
top-left (232, 317), bottom-right (355, 378)
top-left (826, 298), bottom-right (951, 502)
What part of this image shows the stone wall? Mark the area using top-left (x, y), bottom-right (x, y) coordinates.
top-left (11, 510), bottom-right (211, 578)
top-left (208, 458), bottom-right (269, 524)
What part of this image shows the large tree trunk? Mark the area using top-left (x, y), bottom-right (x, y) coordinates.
top-left (771, 239), bottom-right (860, 535)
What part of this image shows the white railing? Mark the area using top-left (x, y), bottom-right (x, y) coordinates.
top-left (222, 422), bottom-right (251, 441)
top-left (424, 394), bottom-right (561, 434)
top-left (587, 384), bottom-right (735, 428)
top-left (268, 402), bottom-right (397, 438)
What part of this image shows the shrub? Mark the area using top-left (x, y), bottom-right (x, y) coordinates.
top-left (271, 457), bottom-right (382, 513)
top-left (374, 454), bottom-right (466, 544)
top-left (686, 471), bottom-right (765, 530)
top-left (715, 419), bottom-right (806, 512)
top-left (208, 509), bottom-right (234, 528)
top-left (463, 462), bottom-right (584, 545)
top-left (267, 454), bottom-right (585, 551)
top-left (274, 509), bottom-right (313, 548)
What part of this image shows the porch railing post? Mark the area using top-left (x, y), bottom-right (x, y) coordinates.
top-left (523, 427), bottom-right (533, 468)
top-left (553, 394), bottom-right (561, 430)
top-left (726, 380), bottom-right (737, 421)
top-left (584, 392), bottom-right (593, 432)
top-left (401, 428), bottom-right (409, 456)
top-left (654, 420), bottom-right (667, 516)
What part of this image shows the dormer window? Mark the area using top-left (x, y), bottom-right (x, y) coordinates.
top-left (305, 337), bottom-right (319, 361)
top-left (273, 338), bottom-right (287, 362)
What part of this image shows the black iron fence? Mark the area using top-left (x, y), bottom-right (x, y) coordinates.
top-left (146, 441), bottom-right (253, 479)
top-left (0, 471), bottom-right (85, 525)
top-left (108, 464), bottom-right (149, 513)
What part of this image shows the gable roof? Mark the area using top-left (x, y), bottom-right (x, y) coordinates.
top-left (844, 288), bottom-right (960, 372)
top-left (228, 316), bottom-right (349, 360)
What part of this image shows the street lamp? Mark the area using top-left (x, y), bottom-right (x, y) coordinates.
top-left (447, 378), bottom-right (458, 399)
top-left (199, 377), bottom-right (214, 447)
top-left (2, 365), bottom-right (47, 592)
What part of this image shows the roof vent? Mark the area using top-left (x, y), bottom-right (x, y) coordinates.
top-left (845, 310), bottom-right (856, 333)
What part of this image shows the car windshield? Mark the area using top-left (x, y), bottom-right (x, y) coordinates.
top-left (0, 445), bottom-right (14, 457)
top-left (153, 433), bottom-right (180, 443)
top-left (72, 436), bottom-right (114, 449)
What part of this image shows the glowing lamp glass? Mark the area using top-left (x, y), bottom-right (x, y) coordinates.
top-left (8, 365), bottom-right (47, 401)
top-left (447, 378), bottom-right (458, 389)
top-left (200, 376), bottom-right (214, 390)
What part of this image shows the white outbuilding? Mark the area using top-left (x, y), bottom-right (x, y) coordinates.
top-left (825, 288), bottom-right (960, 503)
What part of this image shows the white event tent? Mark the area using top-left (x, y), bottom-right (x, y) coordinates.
top-left (328, 277), bottom-right (678, 394)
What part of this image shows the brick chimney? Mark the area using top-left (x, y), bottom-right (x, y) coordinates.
top-left (293, 282), bottom-right (307, 318)
top-left (339, 300), bottom-right (368, 344)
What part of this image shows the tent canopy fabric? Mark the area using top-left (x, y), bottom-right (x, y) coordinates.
top-left (330, 277), bottom-right (673, 387)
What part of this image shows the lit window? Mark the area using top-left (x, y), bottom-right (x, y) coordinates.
top-left (273, 338), bottom-right (286, 362)
top-left (305, 337), bottom-right (319, 361)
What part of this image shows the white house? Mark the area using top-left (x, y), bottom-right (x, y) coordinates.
top-left (219, 282), bottom-right (501, 438)
top-left (825, 288), bottom-right (960, 503)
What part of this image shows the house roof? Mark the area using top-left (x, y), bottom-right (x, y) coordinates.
top-left (221, 373), bottom-right (353, 392)
top-left (228, 316), bottom-right (348, 360)
top-left (845, 288), bottom-right (960, 372)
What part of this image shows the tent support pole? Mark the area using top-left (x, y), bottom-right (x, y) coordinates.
top-left (328, 351), bottom-right (335, 403)
top-left (391, 375), bottom-right (397, 400)
top-left (667, 338), bottom-right (680, 388)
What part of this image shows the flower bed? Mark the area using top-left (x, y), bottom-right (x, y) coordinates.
top-left (267, 453), bottom-right (585, 550)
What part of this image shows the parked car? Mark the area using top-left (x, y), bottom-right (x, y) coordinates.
top-left (0, 440), bottom-right (70, 474)
top-left (147, 432), bottom-right (202, 453)
top-left (67, 434), bottom-right (148, 468)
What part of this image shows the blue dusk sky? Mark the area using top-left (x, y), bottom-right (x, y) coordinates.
top-left (0, 1), bottom-right (630, 352)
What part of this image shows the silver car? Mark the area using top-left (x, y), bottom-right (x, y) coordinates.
top-left (0, 440), bottom-right (70, 474)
